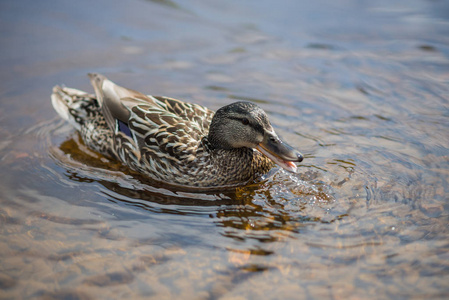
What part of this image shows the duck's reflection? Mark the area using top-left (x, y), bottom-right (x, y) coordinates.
top-left (53, 132), bottom-right (338, 246)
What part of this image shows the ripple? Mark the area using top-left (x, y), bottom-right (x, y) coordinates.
top-left (43, 120), bottom-right (349, 246)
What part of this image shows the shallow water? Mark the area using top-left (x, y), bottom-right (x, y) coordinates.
top-left (1, 0), bottom-right (449, 299)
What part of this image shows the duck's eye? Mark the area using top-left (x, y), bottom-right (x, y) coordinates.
top-left (241, 118), bottom-right (249, 125)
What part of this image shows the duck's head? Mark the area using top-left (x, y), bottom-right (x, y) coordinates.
top-left (208, 101), bottom-right (303, 173)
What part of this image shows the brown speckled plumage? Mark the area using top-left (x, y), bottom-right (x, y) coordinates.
top-left (51, 73), bottom-right (302, 189)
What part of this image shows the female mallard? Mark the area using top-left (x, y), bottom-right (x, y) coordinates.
top-left (51, 73), bottom-right (303, 189)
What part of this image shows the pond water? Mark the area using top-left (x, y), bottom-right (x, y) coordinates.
top-left (1, 0), bottom-right (449, 299)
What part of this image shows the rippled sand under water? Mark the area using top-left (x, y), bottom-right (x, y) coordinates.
top-left (1, 0), bottom-right (449, 299)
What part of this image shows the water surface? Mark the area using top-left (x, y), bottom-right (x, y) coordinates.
top-left (1, 0), bottom-right (449, 299)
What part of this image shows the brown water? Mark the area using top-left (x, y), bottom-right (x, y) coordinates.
top-left (1, 0), bottom-right (449, 299)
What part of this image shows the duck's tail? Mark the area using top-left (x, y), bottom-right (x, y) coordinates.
top-left (51, 85), bottom-right (98, 130)
top-left (52, 73), bottom-right (159, 133)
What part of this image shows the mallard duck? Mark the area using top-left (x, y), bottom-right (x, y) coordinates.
top-left (51, 73), bottom-right (303, 189)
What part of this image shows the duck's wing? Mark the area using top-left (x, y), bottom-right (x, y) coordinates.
top-left (88, 73), bottom-right (214, 163)
top-left (88, 73), bottom-right (158, 131)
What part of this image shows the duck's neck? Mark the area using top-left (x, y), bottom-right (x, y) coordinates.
top-left (204, 144), bottom-right (274, 186)
top-left (206, 131), bottom-right (234, 150)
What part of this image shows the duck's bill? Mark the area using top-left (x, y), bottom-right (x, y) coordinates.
top-left (256, 133), bottom-right (303, 173)
top-left (256, 145), bottom-right (298, 173)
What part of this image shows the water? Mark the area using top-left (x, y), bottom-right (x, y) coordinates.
top-left (1, 0), bottom-right (449, 299)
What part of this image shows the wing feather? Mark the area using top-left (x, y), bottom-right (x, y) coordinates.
top-left (87, 73), bottom-right (214, 171)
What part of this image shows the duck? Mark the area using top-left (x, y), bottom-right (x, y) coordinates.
top-left (51, 73), bottom-right (303, 189)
